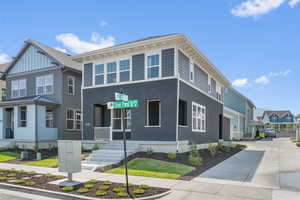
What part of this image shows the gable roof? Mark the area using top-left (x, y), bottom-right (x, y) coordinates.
top-left (3, 40), bottom-right (81, 76)
top-left (263, 110), bottom-right (293, 118)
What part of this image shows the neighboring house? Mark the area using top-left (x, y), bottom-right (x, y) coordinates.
top-left (254, 107), bottom-right (268, 121)
top-left (223, 87), bottom-right (255, 140)
top-left (0, 40), bottom-right (82, 149)
top-left (295, 114), bottom-right (300, 124)
top-left (73, 34), bottom-right (230, 152)
top-left (262, 110), bottom-right (294, 130)
top-left (0, 63), bottom-right (9, 101)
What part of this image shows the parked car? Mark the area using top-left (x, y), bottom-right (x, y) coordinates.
top-left (265, 128), bottom-right (277, 138)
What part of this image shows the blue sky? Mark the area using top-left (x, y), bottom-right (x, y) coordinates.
top-left (0, 0), bottom-right (299, 114)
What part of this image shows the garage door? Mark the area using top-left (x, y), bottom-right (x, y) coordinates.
top-left (223, 117), bottom-right (231, 140)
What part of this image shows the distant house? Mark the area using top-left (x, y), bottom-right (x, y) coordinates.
top-left (0, 63), bottom-right (9, 101)
top-left (223, 87), bottom-right (255, 140)
top-left (262, 110), bottom-right (294, 130)
top-left (0, 40), bottom-right (82, 149)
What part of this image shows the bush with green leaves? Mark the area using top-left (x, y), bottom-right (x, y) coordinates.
top-left (95, 190), bottom-right (107, 196)
top-left (208, 144), bottom-right (217, 157)
top-left (0, 176), bottom-right (8, 181)
top-left (88, 179), bottom-right (98, 183)
top-left (140, 184), bottom-right (150, 190)
top-left (146, 147), bottom-right (154, 155)
top-left (103, 181), bottom-right (112, 185)
top-left (112, 187), bottom-right (125, 193)
top-left (188, 154), bottom-right (203, 167)
top-left (14, 179), bottom-right (25, 184)
top-left (296, 142), bottom-right (300, 147)
top-left (189, 144), bottom-right (199, 157)
top-left (77, 188), bottom-right (89, 193)
top-left (223, 146), bottom-right (231, 152)
top-left (7, 173), bottom-right (16, 177)
top-left (99, 185), bottom-right (110, 190)
top-left (167, 152), bottom-right (176, 159)
top-left (123, 183), bottom-right (133, 187)
top-left (84, 184), bottom-right (94, 189)
top-left (62, 186), bottom-right (74, 191)
top-left (133, 188), bottom-right (145, 194)
top-left (25, 181), bottom-right (36, 186)
top-left (92, 144), bottom-right (100, 151)
top-left (81, 145), bottom-right (85, 152)
top-left (116, 192), bottom-right (128, 197)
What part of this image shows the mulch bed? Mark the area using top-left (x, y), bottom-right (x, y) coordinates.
top-left (97, 144), bottom-right (246, 181)
top-left (0, 169), bottom-right (168, 199)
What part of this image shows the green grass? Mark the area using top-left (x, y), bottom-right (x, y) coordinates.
top-left (106, 158), bottom-right (195, 179)
top-left (0, 152), bottom-right (20, 162)
top-left (25, 156), bottom-right (58, 167)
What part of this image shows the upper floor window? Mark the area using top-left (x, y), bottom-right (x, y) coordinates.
top-left (36, 74), bottom-right (53, 95)
top-left (146, 54), bottom-right (160, 79)
top-left (189, 62), bottom-right (194, 82)
top-left (208, 77), bottom-right (211, 93)
top-left (12, 79), bottom-right (27, 98)
top-left (107, 62), bottom-right (117, 84)
top-left (67, 76), bottom-right (75, 95)
top-left (119, 59), bottom-right (130, 82)
top-left (216, 84), bottom-right (222, 101)
top-left (95, 64), bottom-right (104, 85)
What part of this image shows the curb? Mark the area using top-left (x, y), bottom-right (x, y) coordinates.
top-left (0, 182), bottom-right (171, 200)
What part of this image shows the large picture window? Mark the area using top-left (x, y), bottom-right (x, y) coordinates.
top-left (146, 54), bottom-right (160, 79)
top-left (112, 109), bottom-right (131, 131)
top-left (179, 100), bottom-right (187, 126)
top-left (146, 100), bottom-right (160, 126)
top-left (192, 102), bottom-right (206, 132)
top-left (36, 75), bottom-right (53, 95)
top-left (12, 79), bottom-right (27, 98)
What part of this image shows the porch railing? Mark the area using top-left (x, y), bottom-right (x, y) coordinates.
top-left (94, 127), bottom-right (112, 141)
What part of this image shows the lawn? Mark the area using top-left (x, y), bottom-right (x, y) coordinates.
top-left (0, 152), bottom-right (20, 162)
top-left (25, 156), bottom-right (58, 167)
top-left (106, 158), bottom-right (195, 179)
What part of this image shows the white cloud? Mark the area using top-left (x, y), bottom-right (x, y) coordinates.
top-left (231, 0), bottom-right (286, 17)
top-left (0, 52), bottom-right (10, 64)
top-left (99, 20), bottom-right (108, 26)
top-left (255, 75), bottom-right (270, 85)
top-left (55, 47), bottom-right (67, 53)
top-left (289, 0), bottom-right (300, 7)
top-left (232, 78), bottom-right (249, 87)
top-left (268, 69), bottom-right (291, 77)
top-left (55, 32), bottom-right (115, 54)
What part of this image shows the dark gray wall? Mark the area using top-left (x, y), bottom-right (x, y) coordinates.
top-left (132, 54), bottom-right (145, 81)
top-left (178, 81), bottom-right (223, 144)
top-left (84, 63), bottom-right (93, 87)
top-left (161, 48), bottom-right (174, 77)
top-left (82, 79), bottom-right (178, 141)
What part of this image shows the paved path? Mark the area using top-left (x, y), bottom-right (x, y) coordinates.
top-left (0, 138), bottom-right (299, 200)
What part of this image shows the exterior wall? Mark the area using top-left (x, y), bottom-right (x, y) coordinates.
top-left (132, 54), bottom-right (145, 81)
top-left (14, 105), bottom-right (36, 141)
top-left (280, 113), bottom-right (294, 123)
top-left (8, 45), bottom-right (56, 75)
top-left (178, 81), bottom-right (223, 144)
top-left (245, 102), bottom-right (254, 134)
top-left (0, 108), bottom-right (3, 139)
top-left (37, 105), bottom-right (57, 141)
top-left (224, 88), bottom-right (246, 114)
top-left (194, 64), bottom-right (208, 93)
top-left (224, 108), bottom-right (245, 140)
top-left (82, 79), bottom-right (178, 141)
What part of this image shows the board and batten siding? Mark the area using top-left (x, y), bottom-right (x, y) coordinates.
top-left (83, 63), bottom-right (93, 87)
top-left (132, 54), bottom-right (145, 81)
top-left (161, 48), bottom-right (175, 77)
top-left (9, 45), bottom-right (56, 75)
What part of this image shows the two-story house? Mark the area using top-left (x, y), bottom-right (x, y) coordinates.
top-left (73, 34), bottom-right (230, 153)
top-left (262, 110), bottom-right (295, 131)
top-left (223, 87), bottom-right (255, 140)
top-left (0, 40), bottom-right (82, 149)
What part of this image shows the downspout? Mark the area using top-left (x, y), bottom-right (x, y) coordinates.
top-left (175, 45), bottom-right (179, 153)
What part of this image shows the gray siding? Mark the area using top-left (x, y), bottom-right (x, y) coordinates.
top-left (161, 48), bottom-right (174, 77)
top-left (211, 78), bottom-right (217, 98)
top-left (132, 54), bottom-right (145, 81)
top-left (84, 63), bottom-right (93, 87)
top-left (194, 64), bottom-right (208, 92)
top-left (178, 81), bottom-right (223, 144)
top-left (178, 50), bottom-right (190, 81)
top-left (82, 79), bottom-right (178, 141)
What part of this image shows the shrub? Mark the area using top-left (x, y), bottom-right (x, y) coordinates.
top-left (48, 144), bottom-right (54, 152)
top-left (45, 173), bottom-right (55, 178)
top-left (84, 184), bottom-right (94, 189)
top-left (140, 184), bottom-right (150, 190)
top-left (146, 148), bottom-right (154, 155)
top-left (55, 175), bottom-right (65, 179)
top-left (208, 144), bottom-right (217, 157)
top-left (223, 146), bottom-right (231, 152)
top-left (116, 192), bottom-right (128, 197)
top-left (217, 141), bottom-right (224, 151)
top-left (0, 176), bottom-right (8, 181)
top-left (7, 173), bottom-right (16, 177)
top-left (62, 186), bottom-right (74, 191)
top-left (25, 181), bottom-right (36, 186)
top-left (92, 144), bottom-right (100, 151)
top-left (95, 190), bottom-right (107, 196)
top-left (112, 187), bottom-right (125, 193)
top-left (167, 152), bottom-right (176, 159)
top-left (190, 144), bottom-right (199, 157)
top-left (188, 155), bottom-right (203, 167)
top-left (27, 171), bottom-right (36, 176)
top-left (77, 188), bottom-right (89, 193)
top-left (232, 137), bottom-right (239, 141)
top-left (99, 185), bottom-right (110, 190)
top-left (133, 188), bottom-right (145, 195)
top-left (14, 179), bottom-right (25, 184)
top-left (296, 142), bottom-right (300, 147)
top-left (88, 179), bottom-right (98, 183)
top-left (103, 181), bottom-right (112, 185)
top-left (81, 145), bottom-right (85, 152)
top-left (123, 183), bottom-right (133, 187)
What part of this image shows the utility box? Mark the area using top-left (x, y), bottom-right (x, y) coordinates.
top-left (58, 140), bottom-right (81, 173)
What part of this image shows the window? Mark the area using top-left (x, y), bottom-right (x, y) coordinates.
top-left (76, 110), bottom-right (82, 130)
top-left (19, 106), bottom-right (27, 127)
top-left (192, 102), bottom-right (206, 132)
top-left (66, 108), bottom-right (75, 129)
top-left (106, 62), bottom-right (117, 83)
top-left (112, 109), bottom-right (131, 131)
top-left (119, 59), bottom-right (130, 82)
top-left (146, 54), bottom-right (160, 79)
top-left (216, 84), bottom-right (222, 101)
top-left (179, 100), bottom-right (187, 126)
top-left (189, 63), bottom-right (194, 82)
top-left (12, 79), bottom-right (27, 98)
top-left (67, 76), bottom-right (75, 95)
top-left (146, 100), bottom-right (160, 126)
top-left (36, 75), bottom-right (53, 95)
top-left (95, 64), bottom-right (104, 85)
top-left (208, 77), bottom-right (211, 93)
top-left (46, 109), bottom-right (54, 128)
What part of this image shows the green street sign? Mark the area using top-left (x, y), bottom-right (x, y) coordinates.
top-left (115, 93), bottom-right (128, 101)
top-left (107, 100), bottom-right (138, 109)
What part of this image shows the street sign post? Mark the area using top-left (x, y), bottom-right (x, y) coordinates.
top-left (115, 92), bottom-right (128, 101)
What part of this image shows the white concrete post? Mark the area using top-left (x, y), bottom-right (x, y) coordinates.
top-left (296, 128), bottom-right (300, 142)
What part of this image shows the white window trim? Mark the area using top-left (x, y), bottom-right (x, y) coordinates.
top-left (12, 79), bottom-right (27, 98)
top-left (189, 62), bottom-right (194, 82)
top-left (36, 74), bottom-right (53, 95)
top-left (75, 110), bottom-right (82, 130)
top-left (119, 59), bottom-right (131, 82)
top-left (145, 52), bottom-right (161, 80)
top-left (192, 102), bottom-right (206, 133)
top-left (145, 99), bottom-right (161, 127)
top-left (208, 76), bottom-right (212, 93)
top-left (111, 109), bottom-right (131, 132)
top-left (46, 110), bottom-right (54, 128)
top-left (67, 76), bottom-right (75, 95)
top-left (66, 108), bottom-right (81, 131)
